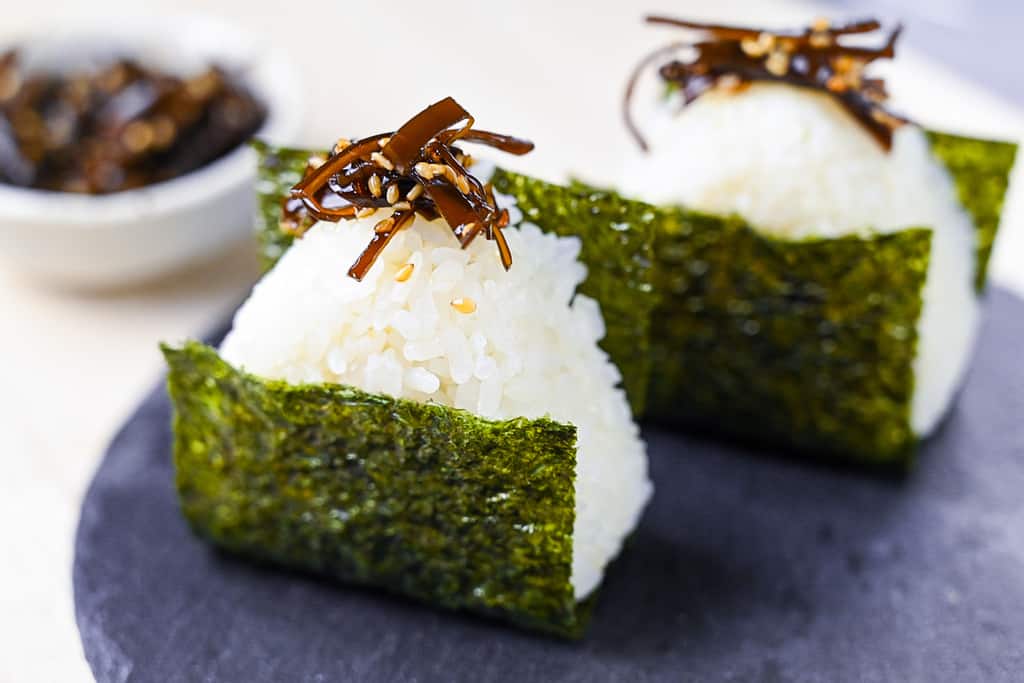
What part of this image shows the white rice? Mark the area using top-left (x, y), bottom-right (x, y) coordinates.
top-left (621, 82), bottom-right (979, 436)
top-left (220, 212), bottom-right (652, 600)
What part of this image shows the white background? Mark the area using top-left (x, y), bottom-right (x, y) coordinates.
top-left (1, 0), bottom-right (1022, 680)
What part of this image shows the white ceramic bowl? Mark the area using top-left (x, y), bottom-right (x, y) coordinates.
top-left (0, 13), bottom-right (303, 289)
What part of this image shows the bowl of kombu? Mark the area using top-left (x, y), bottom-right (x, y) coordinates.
top-left (0, 12), bottom-right (303, 288)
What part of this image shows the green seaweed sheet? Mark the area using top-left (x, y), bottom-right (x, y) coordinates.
top-left (252, 140), bottom-right (310, 269)
top-left (647, 210), bottom-right (930, 463)
top-left (163, 341), bottom-right (588, 637)
top-left (926, 131), bottom-right (1018, 291)
top-left (495, 176), bottom-right (933, 463)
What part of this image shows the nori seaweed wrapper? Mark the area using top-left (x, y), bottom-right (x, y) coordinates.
top-left (926, 131), bottom-right (1018, 291)
top-left (647, 209), bottom-right (930, 463)
top-left (163, 342), bottom-right (589, 637)
top-left (251, 140), bottom-right (309, 270)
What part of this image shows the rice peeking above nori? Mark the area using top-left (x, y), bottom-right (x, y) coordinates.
top-left (623, 16), bottom-right (906, 151)
top-left (164, 99), bottom-right (652, 636)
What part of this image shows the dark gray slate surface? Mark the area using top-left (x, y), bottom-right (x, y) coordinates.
top-left (74, 289), bottom-right (1024, 683)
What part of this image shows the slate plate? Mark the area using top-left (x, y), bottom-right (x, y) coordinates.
top-left (74, 289), bottom-right (1024, 683)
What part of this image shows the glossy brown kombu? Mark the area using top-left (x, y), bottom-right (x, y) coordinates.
top-left (625, 17), bottom-right (907, 151)
top-left (283, 97), bottom-right (533, 280)
top-left (0, 51), bottom-right (265, 193)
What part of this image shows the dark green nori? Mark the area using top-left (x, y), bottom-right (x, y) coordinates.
top-left (926, 131), bottom-right (1018, 291)
top-left (489, 169), bottom-right (659, 416)
top-left (647, 209), bottom-right (930, 463)
top-left (251, 140), bottom-right (309, 270)
top-left (162, 341), bottom-right (587, 637)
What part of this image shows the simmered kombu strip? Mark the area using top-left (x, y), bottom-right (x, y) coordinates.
top-left (626, 16), bottom-right (906, 150)
top-left (380, 96), bottom-right (472, 172)
top-left (286, 97), bottom-right (532, 280)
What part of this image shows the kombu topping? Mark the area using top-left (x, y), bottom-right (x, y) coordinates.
top-left (624, 16), bottom-right (908, 151)
top-left (0, 51), bottom-right (265, 193)
top-left (283, 97), bottom-right (534, 280)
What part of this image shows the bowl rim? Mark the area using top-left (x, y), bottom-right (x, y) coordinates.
top-left (0, 11), bottom-right (304, 226)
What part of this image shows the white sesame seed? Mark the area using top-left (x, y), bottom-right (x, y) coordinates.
top-left (809, 32), bottom-right (832, 48)
top-left (406, 184), bottom-right (424, 201)
top-left (740, 38), bottom-right (767, 58)
top-left (717, 74), bottom-right (743, 92)
top-left (765, 50), bottom-right (790, 77)
top-left (368, 174), bottom-right (382, 198)
top-left (826, 75), bottom-right (849, 92)
top-left (374, 217), bottom-right (395, 234)
top-left (385, 183), bottom-right (400, 204)
top-left (371, 152), bottom-right (394, 171)
top-left (431, 163), bottom-right (451, 179)
top-left (356, 207), bottom-right (376, 219)
top-left (121, 121), bottom-right (154, 153)
top-left (835, 55), bottom-right (855, 73)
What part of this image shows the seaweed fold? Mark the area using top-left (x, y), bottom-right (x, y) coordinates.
top-left (163, 341), bottom-right (588, 637)
top-left (926, 131), bottom-right (1018, 291)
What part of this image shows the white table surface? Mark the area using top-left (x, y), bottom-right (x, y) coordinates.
top-left (1, 1), bottom-right (1022, 681)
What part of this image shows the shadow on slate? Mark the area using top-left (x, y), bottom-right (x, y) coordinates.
top-left (74, 289), bottom-right (1024, 683)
